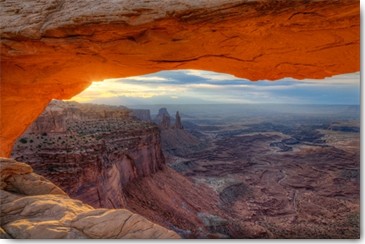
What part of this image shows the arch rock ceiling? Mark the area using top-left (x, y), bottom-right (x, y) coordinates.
top-left (0, 0), bottom-right (360, 156)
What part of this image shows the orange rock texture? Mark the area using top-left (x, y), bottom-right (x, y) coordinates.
top-left (0, 0), bottom-right (360, 156)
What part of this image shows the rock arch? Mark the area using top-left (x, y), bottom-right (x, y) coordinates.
top-left (0, 0), bottom-right (360, 156)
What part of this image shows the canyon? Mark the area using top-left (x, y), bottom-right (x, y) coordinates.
top-left (9, 102), bottom-right (360, 238)
top-left (0, 0), bottom-right (360, 239)
top-left (163, 104), bottom-right (360, 238)
top-left (10, 101), bottom-right (237, 238)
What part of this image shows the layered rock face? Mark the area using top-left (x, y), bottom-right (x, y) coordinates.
top-left (11, 100), bottom-right (165, 208)
top-left (0, 158), bottom-right (179, 239)
top-left (0, 0), bottom-right (359, 157)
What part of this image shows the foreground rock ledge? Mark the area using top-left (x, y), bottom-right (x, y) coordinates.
top-left (0, 158), bottom-right (180, 239)
top-left (0, 0), bottom-right (360, 156)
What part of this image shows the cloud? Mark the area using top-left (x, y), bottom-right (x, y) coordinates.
top-left (280, 72), bottom-right (360, 86)
top-left (184, 69), bottom-right (243, 81)
top-left (69, 70), bottom-right (360, 105)
top-left (73, 80), bottom-right (189, 103)
top-left (186, 84), bottom-right (222, 89)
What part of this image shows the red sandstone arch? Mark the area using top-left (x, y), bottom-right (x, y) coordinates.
top-left (0, 0), bottom-right (360, 156)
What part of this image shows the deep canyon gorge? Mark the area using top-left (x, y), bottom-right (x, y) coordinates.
top-left (0, 0), bottom-right (360, 239)
top-left (7, 101), bottom-right (360, 238)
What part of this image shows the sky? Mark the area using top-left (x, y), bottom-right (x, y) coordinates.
top-left (69, 70), bottom-right (360, 105)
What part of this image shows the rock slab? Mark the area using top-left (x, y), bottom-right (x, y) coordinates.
top-left (0, 158), bottom-right (180, 239)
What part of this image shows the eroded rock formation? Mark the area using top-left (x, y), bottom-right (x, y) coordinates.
top-left (153, 107), bottom-right (204, 156)
top-left (0, 0), bottom-right (360, 156)
top-left (0, 158), bottom-right (179, 239)
top-left (174, 111), bottom-right (183, 130)
top-left (11, 100), bottom-right (165, 208)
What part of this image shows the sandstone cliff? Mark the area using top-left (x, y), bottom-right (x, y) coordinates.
top-left (11, 100), bottom-right (165, 209)
top-left (0, 158), bottom-right (179, 239)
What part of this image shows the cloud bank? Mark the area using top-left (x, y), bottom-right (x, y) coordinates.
top-left (69, 70), bottom-right (360, 105)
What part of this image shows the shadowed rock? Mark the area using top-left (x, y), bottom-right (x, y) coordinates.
top-left (175, 111), bottom-right (183, 130)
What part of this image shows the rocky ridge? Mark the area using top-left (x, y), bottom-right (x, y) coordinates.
top-left (0, 158), bottom-right (179, 239)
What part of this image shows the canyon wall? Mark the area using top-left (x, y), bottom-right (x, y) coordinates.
top-left (0, 158), bottom-right (179, 239)
top-left (11, 100), bottom-right (165, 209)
top-left (0, 0), bottom-right (360, 156)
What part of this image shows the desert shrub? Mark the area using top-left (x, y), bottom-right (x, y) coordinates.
top-left (19, 138), bottom-right (28, 144)
top-left (29, 139), bottom-right (34, 143)
top-left (47, 165), bottom-right (56, 172)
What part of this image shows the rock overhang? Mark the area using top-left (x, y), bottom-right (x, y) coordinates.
top-left (0, 0), bottom-right (360, 156)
